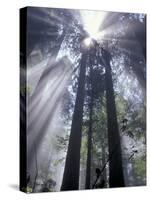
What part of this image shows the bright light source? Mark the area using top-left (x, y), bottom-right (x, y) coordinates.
top-left (83, 37), bottom-right (93, 47)
top-left (80, 10), bottom-right (106, 42)
top-left (91, 31), bottom-right (105, 42)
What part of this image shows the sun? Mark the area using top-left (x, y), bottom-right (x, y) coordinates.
top-left (83, 37), bottom-right (93, 47)
top-left (80, 10), bottom-right (106, 42)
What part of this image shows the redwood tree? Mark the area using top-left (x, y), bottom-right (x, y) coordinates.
top-left (61, 51), bottom-right (88, 191)
top-left (101, 48), bottom-right (125, 187)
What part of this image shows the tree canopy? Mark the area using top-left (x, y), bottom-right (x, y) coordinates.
top-left (20, 7), bottom-right (146, 192)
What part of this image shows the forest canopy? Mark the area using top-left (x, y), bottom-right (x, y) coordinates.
top-left (20, 7), bottom-right (146, 193)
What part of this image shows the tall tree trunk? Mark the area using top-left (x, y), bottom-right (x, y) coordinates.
top-left (101, 134), bottom-right (107, 183)
top-left (61, 52), bottom-right (87, 191)
top-left (101, 48), bottom-right (125, 187)
top-left (85, 55), bottom-right (94, 189)
top-left (85, 93), bottom-right (93, 189)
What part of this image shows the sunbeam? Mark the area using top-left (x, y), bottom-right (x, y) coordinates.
top-left (20, 7), bottom-right (146, 193)
top-left (27, 57), bottom-right (72, 167)
top-left (80, 10), bottom-right (107, 42)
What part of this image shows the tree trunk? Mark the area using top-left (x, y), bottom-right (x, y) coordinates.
top-left (102, 48), bottom-right (125, 187)
top-left (101, 134), bottom-right (107, 183)
top-left (61, 52), bottom-right (87, 191)
top-left (85, 93), bottom-right (93, 189)
top-left (85, 55), bottom-right (94, 189)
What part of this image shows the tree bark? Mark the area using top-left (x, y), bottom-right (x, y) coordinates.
top-left (101, 134), bottom-right (107, 183)
top-left (85, 54), bottom-right (94, 189)
top-left (61, 52), bottom-right (87, 191)
top-left (102, 48), bottom-right (125, 187)
top-left (85, 92), bottom-right (93, 189)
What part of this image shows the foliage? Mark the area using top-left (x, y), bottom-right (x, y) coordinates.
top-left (26, 8), bottom-right (146, 191)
